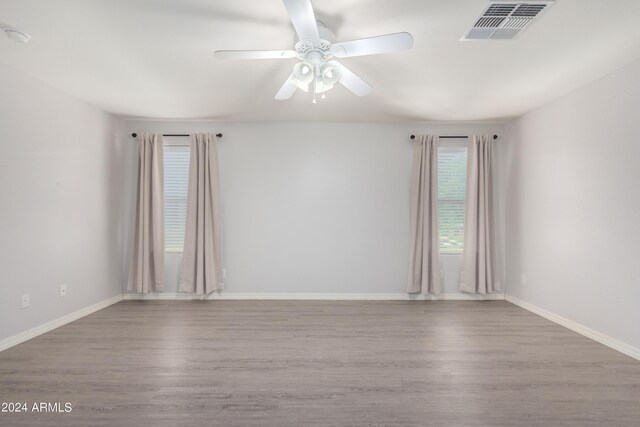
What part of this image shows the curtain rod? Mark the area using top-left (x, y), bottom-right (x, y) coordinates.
top-left (131, 133), bottom-right (222, 138)
top-left (410, 134), bottom-right (498, 140)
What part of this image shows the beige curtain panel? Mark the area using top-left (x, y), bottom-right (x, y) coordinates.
top-left (128, 133), bottom-right (165, 293)
top-left (460, 135), bottom-right (500, 294)
top-left (179, 133), bottom-right (224, 295)
top-left (407, 135), bottom-right (442, 294)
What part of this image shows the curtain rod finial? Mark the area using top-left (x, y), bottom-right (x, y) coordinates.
top-left (131, 133), bottom-right (137, 138)
top-left (493, 134), bottom-right (498, 140)
top-left (216, 133), bottom-right (222, 138)
top-left (410, 135), bottom-right (415, 139)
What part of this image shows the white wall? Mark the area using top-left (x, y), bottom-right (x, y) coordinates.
top-left (124, 121), bottom-right (506, 295)
top-left (504, 58), bottom-right (640, 350)
top-left (0, 63), bottom-right (124, 341)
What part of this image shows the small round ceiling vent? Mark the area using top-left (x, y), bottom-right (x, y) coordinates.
top-left (4, 28), bottom-right (31, 43)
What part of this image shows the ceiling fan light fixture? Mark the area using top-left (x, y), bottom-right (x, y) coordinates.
top-left (320, 61), bottom-right (341, 86)
top-left (311, 61), bottom-right (340, 95)
top-left (293, 61), bottom-right (314, 83)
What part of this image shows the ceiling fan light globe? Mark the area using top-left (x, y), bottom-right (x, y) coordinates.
top-left (293, 61), bottom-right (314, 85)
top-left (320, 62), bottom-right (341, 86)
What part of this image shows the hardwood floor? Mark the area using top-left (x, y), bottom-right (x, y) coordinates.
top-left (0, 301), bottom-right (639, 426)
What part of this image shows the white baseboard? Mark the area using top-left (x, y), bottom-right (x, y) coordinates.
top-left (123, 292), bottom-right (505, 301)
top-left (506, 295), bottom-right (640, 362)
top-left (0, 294), bottom-right (123, 353)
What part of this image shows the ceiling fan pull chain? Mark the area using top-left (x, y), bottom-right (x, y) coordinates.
top-left (312, 69), bottom-right (318, 104)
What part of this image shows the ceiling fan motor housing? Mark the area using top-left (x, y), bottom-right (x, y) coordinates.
top-left (294, 21), bottom-right (336, 59)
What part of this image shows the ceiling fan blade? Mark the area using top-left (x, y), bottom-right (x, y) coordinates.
top-left (275, 74), bottom-right (298, 100)
top-left (330, 32), bottom-right (413, 58)
top-left (282, 0), bottom-right (319, 42)
top-left (215, 50), bottom-right (298, 60)
top-left (337, 64), bottom-right (372, 97)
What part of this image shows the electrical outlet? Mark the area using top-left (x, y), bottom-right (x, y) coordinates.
top-left (222, 268), bottom-right (227, 279)
top-left (520, 274), bottom-right (527, 286)
top-left (21, 294), bottom-right (30, 309)
top-left (60, 284), bottom-right (67, 297)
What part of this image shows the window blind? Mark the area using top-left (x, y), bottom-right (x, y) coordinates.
top-left (438, 147), bottom-right (467, 253)
top-left (164, 145), bottom-right (190, 253)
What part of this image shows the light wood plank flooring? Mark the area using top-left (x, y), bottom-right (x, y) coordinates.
top-left (1, 301), bottom-right (639, 426)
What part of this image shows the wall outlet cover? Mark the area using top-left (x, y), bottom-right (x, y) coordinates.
top-left (60, 284), bottom-right (67, 297)
top-left (21, 294), bottom-right (30, 308)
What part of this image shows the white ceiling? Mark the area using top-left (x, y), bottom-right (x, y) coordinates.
top-left (1, 0), bottom-right (640, 122)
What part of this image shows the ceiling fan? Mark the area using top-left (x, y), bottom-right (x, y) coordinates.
top-left (214, 0), bottom-right (413, 102)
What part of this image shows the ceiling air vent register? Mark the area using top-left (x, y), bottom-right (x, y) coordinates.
top-left (462, 1), bottom-right (555, 40)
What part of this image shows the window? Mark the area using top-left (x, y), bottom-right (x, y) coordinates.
top-left (164, 144), bottom-right (190, 253)
top-left (438, 146), bottom-right (467, 253)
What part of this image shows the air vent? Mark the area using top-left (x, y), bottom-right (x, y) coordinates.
top-left (462, 1), bottom-right (555, 40)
